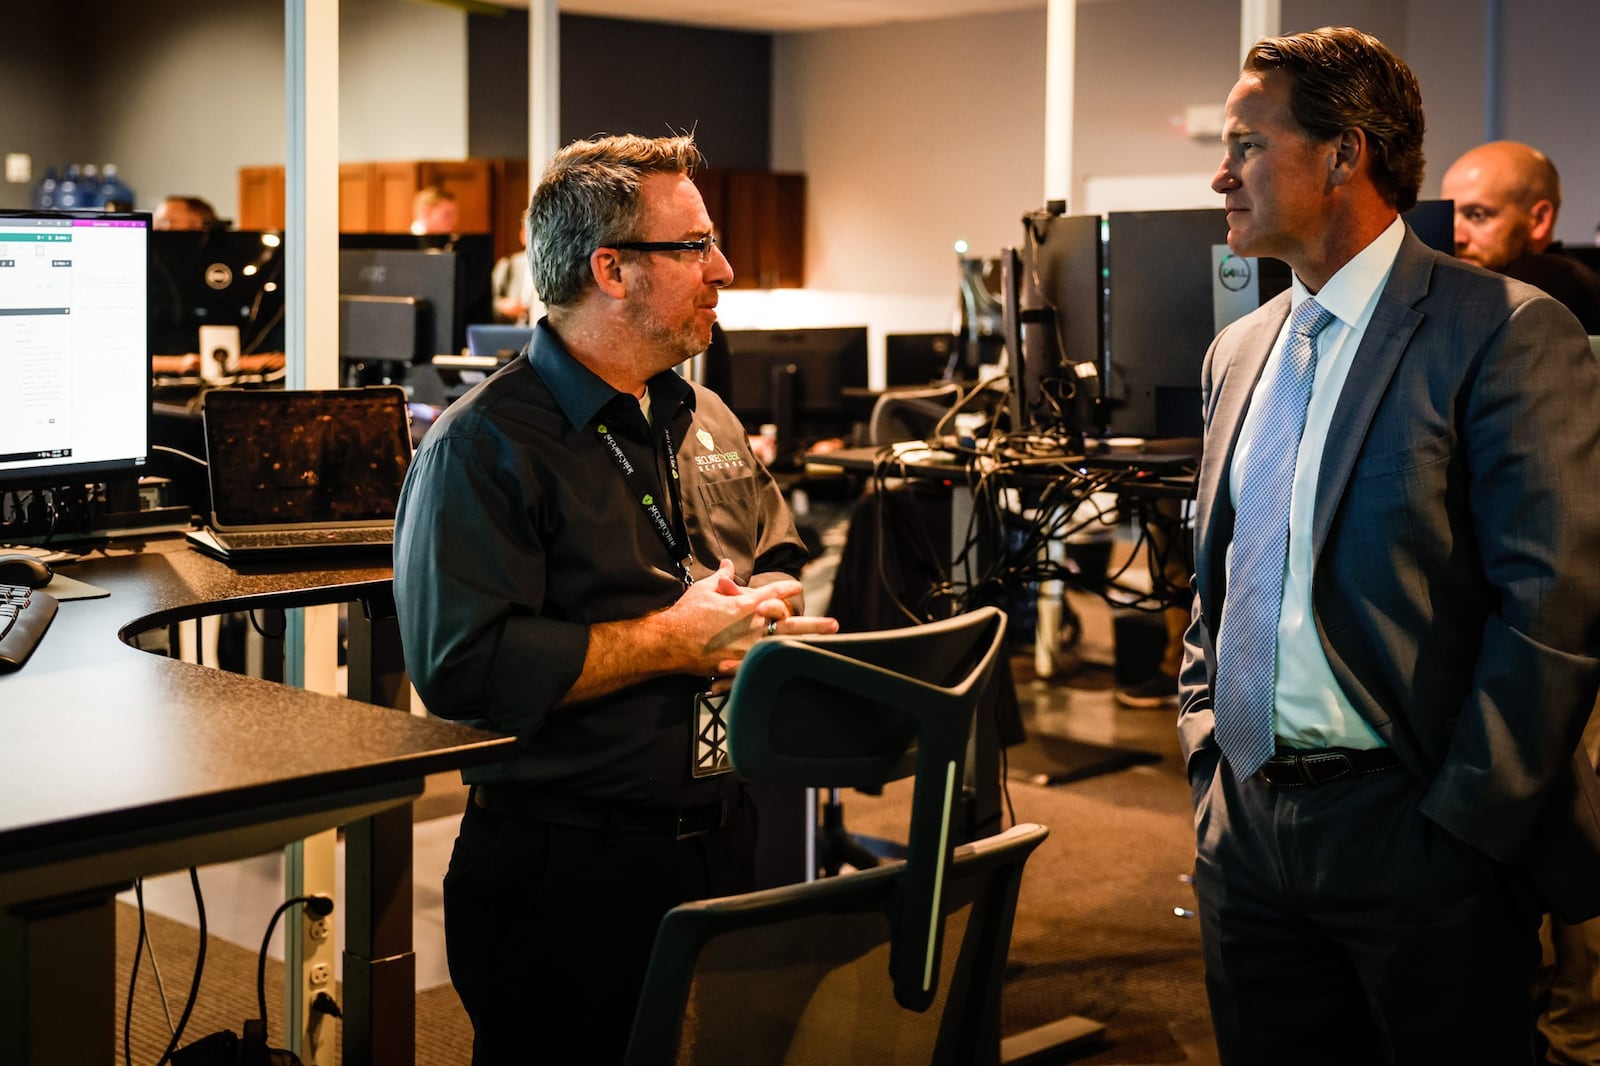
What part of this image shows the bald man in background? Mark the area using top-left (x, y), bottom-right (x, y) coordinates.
top-left (1441, 140), bottom-right (1600, 332)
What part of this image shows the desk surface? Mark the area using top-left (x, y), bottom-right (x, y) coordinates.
top-left (0, 537), bottom-right (510, 900)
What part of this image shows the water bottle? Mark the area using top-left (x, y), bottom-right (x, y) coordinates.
top-left (79, 164), bottom-right (102, 208)
top-left (56, 164), bottom-right (82, 209)
top-left (33, 166), bottom-right (58, 210)
top-left (99, 164), bottom-right (136, 211)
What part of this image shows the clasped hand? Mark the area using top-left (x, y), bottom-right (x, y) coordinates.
top-left (668, 559), bottom-right (838, 684)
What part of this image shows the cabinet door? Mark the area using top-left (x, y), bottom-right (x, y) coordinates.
top-left (237, 166), bottom-right (285, 232)
top-left (723, 170), bottom-right (805, 290)
top-left (491, 158), bottom-right (529, 263)
top-left (419, 159), bottom-right (493, 233)
top-left (373, 162), bottom-right (422, 233)
top-left (338, 162), bottom-right (375, 232)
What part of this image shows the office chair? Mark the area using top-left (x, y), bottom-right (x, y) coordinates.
top-left (731, 606), bottom-right (1009, 1005)
top-left (623, 822), bottom-right (1047, 1066)
top-left (868, 382), bottom-right (962, 447)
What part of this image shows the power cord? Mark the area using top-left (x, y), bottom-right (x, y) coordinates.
top-left (153, 868), bottom-right (207, 1066)
top-left (257, 894), bottom-right (336, 1038)
top-left (124, 880), bottom-right (180, 1066)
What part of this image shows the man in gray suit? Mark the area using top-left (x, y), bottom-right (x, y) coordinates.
top-left (1179, 26), bottom-right (1600, 1064)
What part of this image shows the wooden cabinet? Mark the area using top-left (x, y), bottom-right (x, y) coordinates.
top-left (237, 160), bottom-right (796, 285)
top-left (237, 166), bottom-right (285, 232)
top-left (237, 158), bottom-right (529, 262)
top-left (696, 168), bottom-right (805, 290)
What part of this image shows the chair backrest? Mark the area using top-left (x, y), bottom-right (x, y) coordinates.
top-left (624, 822), bottom-right (1048, 1066)
top-left (869, 383), bottom-right (962, 446)
top-left (722, 606), bottom-right (1009, 1011)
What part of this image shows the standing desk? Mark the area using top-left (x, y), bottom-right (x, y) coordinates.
top-left (0, 537), bottom-right (514, 1065)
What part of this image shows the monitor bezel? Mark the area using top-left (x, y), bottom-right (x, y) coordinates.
top-left (0, 208), bottom-right (154, 490)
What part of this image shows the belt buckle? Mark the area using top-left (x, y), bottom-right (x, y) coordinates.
top-left (1300, 752), bottom-right (1352, 785)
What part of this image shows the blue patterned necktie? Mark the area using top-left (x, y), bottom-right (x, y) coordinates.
top-left (1213, 297), bottom-right (1336, 777)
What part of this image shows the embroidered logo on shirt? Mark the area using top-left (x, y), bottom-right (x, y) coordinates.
top-left (692, 423), bottom-right (747, 472)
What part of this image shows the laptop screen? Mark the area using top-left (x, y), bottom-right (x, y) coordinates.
top-left (202, 387), bottom-right (412, 531)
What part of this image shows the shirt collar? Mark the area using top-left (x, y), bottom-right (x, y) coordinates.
top-left (528, 317), bottom-right (696, 431)
top-left (1290, 214), bottom-right (1406, 327)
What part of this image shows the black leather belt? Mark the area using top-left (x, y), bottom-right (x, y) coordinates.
top-left (471, 784), bottom-right (728, 840)
top-left (1256, 746), bottom-right (1402, 788)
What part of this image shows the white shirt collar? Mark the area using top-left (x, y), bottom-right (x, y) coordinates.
top-left (1289, 215), bottom-right (1406, 329)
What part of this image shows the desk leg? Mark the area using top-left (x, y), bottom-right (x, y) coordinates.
top-left (344, 807), bottom-right (416, 1066)
top-left (343, 606), bottom-right (417, 1065)
top-left (0, 889), bottom-right (118, 1066)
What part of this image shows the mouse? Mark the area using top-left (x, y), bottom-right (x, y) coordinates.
top-left (0, 553), bottom-right (53, 590)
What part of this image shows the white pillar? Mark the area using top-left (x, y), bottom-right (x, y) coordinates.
top-left (529, 0), bottom-right (561, 173)
top-left (1239, 0), bottom-right (1281, 64)
top-left (283, 6), bottom-right (341, 1061)
top-left (285, 0), bottom-right (340, 391)
top-left (1043, 0), bottom-right (1076, 209)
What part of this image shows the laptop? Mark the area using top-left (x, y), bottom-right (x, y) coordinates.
top-left (185, 386), bottom-right (413, 561)
top-left (466, 324), bottom-right (535, 360)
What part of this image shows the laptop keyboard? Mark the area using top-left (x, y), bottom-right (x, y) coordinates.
top-left (220, 528), bottom-right (393, 550)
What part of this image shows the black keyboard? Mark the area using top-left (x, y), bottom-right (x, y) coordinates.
top-left (0, 585), bottom-right (58, 673)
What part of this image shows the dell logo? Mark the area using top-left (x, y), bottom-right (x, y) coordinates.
top-left (204, 262), bottom-right (234, 290)
top-left (1217, 254), bottom-right (1252, 292)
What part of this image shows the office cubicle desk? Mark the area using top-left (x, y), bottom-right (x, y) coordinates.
top-left (0, 538), bottom-right (513, 1065)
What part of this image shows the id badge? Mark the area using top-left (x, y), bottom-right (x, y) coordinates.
top-left (692, 690), bottom-right (733, 778)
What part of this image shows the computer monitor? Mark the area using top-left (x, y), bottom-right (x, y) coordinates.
top-left (338, 245), bottom-right (460, 363)
top-left (1002, 207), bottom-right (1104, 442)
top-left (148, 228), bottom-right (285, 357)
top-left (1104, 200), bottom-right (1454, 441)
top-left (885, 332), bottom-right (961, 387)
top-left (338, 232), bottom-right (494, 356)
top-left (709, 326), bottom-right (868, 462)
top-left (0, 209), bottom-right (152, 489)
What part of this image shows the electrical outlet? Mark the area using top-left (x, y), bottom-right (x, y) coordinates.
top-left (309, 962), bottom-right (332, 987)
top-left (307, 916), bottom-right (331, 942)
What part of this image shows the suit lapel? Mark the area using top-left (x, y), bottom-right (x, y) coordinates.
top-left (1310, 231), bottom-right (1432, 556)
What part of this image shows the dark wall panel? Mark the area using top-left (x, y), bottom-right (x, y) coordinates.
top-left (469, 12), bottom-right (771, 170)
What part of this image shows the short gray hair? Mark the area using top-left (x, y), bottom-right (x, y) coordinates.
top-left (527, 134), bottom-right (702, 307)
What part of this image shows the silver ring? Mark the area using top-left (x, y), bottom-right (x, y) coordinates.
top-left (765, 619), bottom-right (779, 637)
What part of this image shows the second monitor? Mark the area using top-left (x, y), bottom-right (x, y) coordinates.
top-left (707, 326), bottom-right (869, 465)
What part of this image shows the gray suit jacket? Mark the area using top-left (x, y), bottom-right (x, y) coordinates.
top-left (1178, 228), bottom-right (1600, 922)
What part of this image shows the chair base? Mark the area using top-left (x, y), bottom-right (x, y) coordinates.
top-left (1001, 1014), bottom-right (1108, 1065)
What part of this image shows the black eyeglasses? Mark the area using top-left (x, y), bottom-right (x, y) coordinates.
top-left (608, 234), bottom-right (719, 263)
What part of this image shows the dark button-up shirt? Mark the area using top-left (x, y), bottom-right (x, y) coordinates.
top-left (394, 320), bottom-right (808, 806)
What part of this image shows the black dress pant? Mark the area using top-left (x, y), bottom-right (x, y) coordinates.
top-left (1191, 750), bottom-right (1544, 1066)
top-left (443, 788), bottom-right (757, 1065)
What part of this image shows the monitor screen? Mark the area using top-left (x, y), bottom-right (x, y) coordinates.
top-left (0, 209), bottom-right (152, 487)
top-left (713, 327), bottom-right (869, 427)
top-left (148, 228), bottom-right (285, 357)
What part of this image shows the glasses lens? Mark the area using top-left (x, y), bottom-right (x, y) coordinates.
top-left (699, 235), bottom-right (715, 263)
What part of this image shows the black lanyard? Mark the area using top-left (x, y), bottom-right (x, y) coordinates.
top-left (596, 409), bottom-right (693, 588)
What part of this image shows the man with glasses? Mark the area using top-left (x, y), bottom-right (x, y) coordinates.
top-left (394, 134), bottom-right (836, 1064)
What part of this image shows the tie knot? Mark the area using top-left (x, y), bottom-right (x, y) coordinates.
top-left (1291, 298), bottom-right (1335, 339)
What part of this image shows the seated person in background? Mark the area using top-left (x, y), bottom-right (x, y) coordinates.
top-left (1441, 140), bottom-right (1600, 332)
top-left (152, 195), bottom-right (218, 231)
top-left (410, 184), bottom-right (458, 236)
top-left (491, 222), bottom-right (540, 324)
